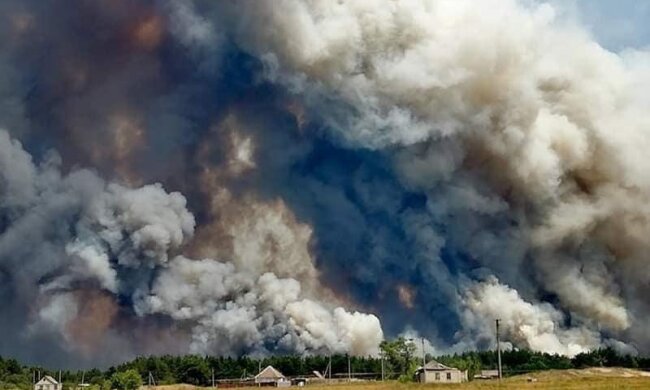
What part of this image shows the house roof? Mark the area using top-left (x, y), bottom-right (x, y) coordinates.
top-left (36, 376), bottom-right (59, 385)
top-left (255, 365), bottom-right (286, 380)
top-left (422, 360), bottom-right (454, 371)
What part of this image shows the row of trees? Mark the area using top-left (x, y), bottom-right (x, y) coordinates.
top-left (0, 359), bottom-right (143, 390)
top-left (2, 341), bottom-right (650, 390)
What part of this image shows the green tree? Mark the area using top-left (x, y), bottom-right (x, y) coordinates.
top-left (110, 369), bottom-right (142, 390)
top-left (379, 337), bottom-right (417, 380)
top-left (177, 356), bottom-right (210, 386)
top-left (101, 379), bottom-right (112, 390)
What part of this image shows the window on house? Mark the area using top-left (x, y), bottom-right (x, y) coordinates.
top-left (446, 372), bottom-right (452, 380)
top-left (435, 373), bottom-right (440, 380)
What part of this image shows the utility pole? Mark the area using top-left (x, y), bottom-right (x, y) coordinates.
top-left (347, 354), bottom-right (351, 382)
top-left (381, 352), bottom-right (385, 382)
top-left (496, 319), bottom-right (502, 380)
top-left (211, 368), bottom-right (215, 388)
top-left (421, 337), bottom-right (426, 368)
top-left (328, 354), bottom-right (332, 381)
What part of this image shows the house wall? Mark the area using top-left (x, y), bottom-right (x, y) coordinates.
top-left (419, 369), bottom-right (467, 383)
top-left (35, 383), bottom-right (59, 390)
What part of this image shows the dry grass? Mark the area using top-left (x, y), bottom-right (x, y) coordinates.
top-left (149, 368), bottom-right (650, 390)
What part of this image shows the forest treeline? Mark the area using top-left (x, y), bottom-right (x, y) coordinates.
top-left (1, 339), bottom-right (649, 390)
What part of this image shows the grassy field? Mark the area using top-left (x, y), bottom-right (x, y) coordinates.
top-left (152, 368), bottom-right (650, 390)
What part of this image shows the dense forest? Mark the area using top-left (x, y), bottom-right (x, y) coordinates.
top-left (2, 339), bottom-right (649, 390)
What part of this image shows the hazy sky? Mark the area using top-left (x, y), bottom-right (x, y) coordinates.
top-left (557, 0), bottom-right (650, 51)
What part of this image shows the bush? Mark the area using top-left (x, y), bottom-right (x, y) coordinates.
top-left (101, 379), bottom-right (112, 390)
top-left (110, 369), bottom-right (142, 390)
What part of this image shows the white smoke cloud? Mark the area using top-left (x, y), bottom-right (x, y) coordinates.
top-left (65, 242), bottom-right (118, 293)
top-left (29, 293), bottom-right (79, 341)
top-left (460, 277), bottom-right (601, 356)
top-left (91, 183), bottom-right (196, 268)
top-left (135, 256), bottom-right (382, 356)
top-left (0, 130), bottom-right (37, 208)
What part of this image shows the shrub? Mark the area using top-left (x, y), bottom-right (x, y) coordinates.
top-left (110, 369), bottom-right (142, 390)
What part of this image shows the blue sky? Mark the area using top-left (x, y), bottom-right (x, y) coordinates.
top-left (553, 0), bottom-right (650, 51)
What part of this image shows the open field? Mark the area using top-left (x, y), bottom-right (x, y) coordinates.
top-left (150, 368), bottom-right (650, 390)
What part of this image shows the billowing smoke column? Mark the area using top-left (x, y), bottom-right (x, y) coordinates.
top-left (1, 0), bottom-right (650, 368)
top-left (0, 130), bottom-right (382, 367)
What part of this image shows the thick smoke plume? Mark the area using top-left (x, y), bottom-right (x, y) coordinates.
top-left (212, 0), bottom-right (650, 355)
top-left (1, 0), bottom-right (650, 367)
top-left (0, 130), bottom-right (381, 367)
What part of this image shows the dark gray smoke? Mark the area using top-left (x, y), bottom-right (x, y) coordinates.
top-left (1, 0), bottom-right (650, 368)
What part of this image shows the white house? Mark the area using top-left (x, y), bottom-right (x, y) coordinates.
top-left (416, 361), bottom-right (468, 384)
top-left (254, 365), bottom-right (290, 387)
top-left (34, 376), bottom-right (60, 390)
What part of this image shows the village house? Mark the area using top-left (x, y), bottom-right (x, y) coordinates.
top-left (416, 361), bottom-right (468, 384)
top-left (254, 365), bottom-right (291, 387)
top-left (34, 376), bottom-right (60, 390)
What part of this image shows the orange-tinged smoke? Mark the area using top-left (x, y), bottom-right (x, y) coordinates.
top-left (66, 291), bottom-right (119, 357)
top-left (397, 284), bottom-right (416, 310)
top-left (130, 14), bottom-right (164, 51)
top-left (10, 12), bottom-right (34, 37)
top-left (285, 99), bottom-right (309, 132)
top-left (111, 112), bottom-right (146, 186)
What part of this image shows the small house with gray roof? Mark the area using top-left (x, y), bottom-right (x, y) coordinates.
top-left (415, 360), bottom-right (468, 384)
